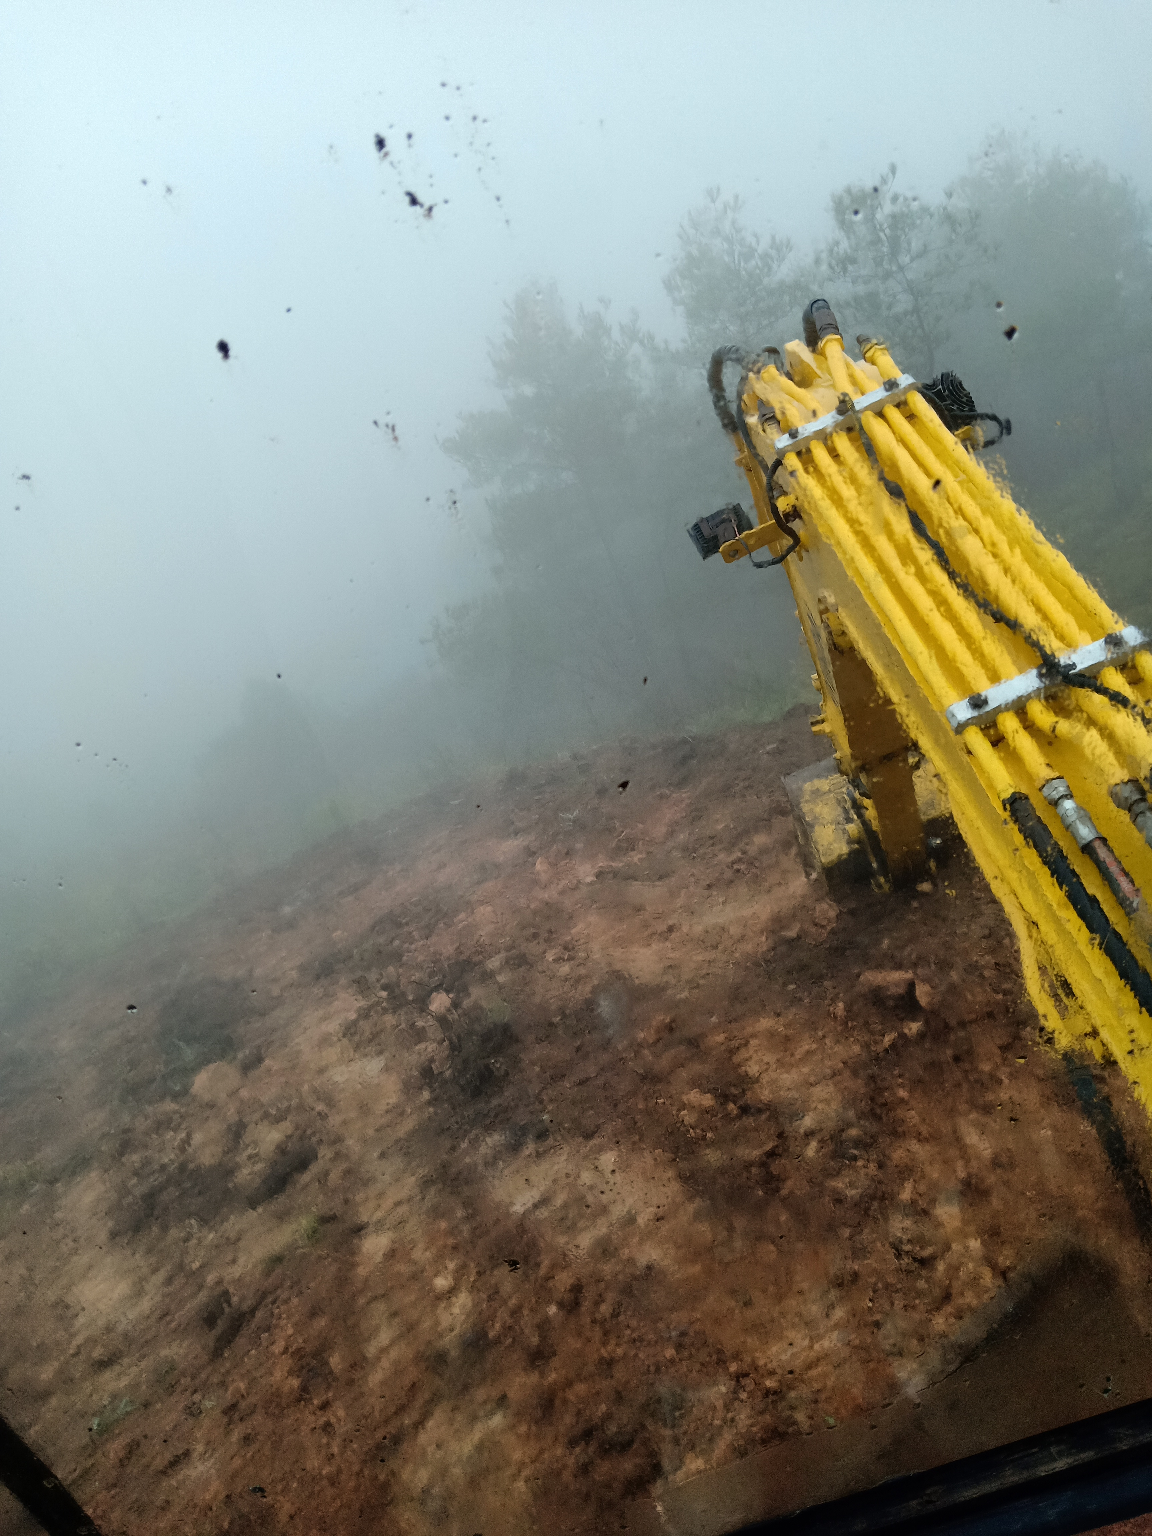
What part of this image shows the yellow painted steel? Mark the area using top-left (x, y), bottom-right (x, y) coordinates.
top-left (714, 329), bottom-right (1152, 1115)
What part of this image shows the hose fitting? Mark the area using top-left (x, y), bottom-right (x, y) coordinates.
top-left (1042, 778), bottom-right (1096, 848)
top-left (1113, 780), bottom-right (1152, 849)
top-left (1007, 792), bottom-right (1152, 1012)
top-left (1043, 778), bottom-right (1142, 915)
top-left (802, 299), bottom-right (841, 351)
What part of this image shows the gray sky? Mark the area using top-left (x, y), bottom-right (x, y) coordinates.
top-left (2, 0), bottom-right (1150, 817)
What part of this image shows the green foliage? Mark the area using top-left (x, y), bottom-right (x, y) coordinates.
top-left (89, 1397), bottom-right (138, 1437)
top-left (664, 174), bottom-right (982, 379)
top-left (437, 173), bottom-right (991, 742)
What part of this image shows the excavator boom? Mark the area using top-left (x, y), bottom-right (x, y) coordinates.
top-left (694, 299), bottom-right (1152, 1112)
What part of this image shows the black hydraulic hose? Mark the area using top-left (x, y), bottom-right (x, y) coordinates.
top-left (733, 368), bottom-right (800, 567)
top-left (920, 372), bottom-right (1011, 449)
top-left (905, 504), bottom-right (1055, 662)
top-left (1006, 791), bottom-right (1152, 1017)
top-left (706, 345), bottom-right (743, 437)
top-left (706, 347), bottom-right (799, 567)
top-left (970, 411), bottom-right (1011, 446)
top-left (731, 477), bottom-right (799, 567)
top-left (736, 445), bottom-right (800, 569)
top-left (802, 297), bottom-right (842, 350)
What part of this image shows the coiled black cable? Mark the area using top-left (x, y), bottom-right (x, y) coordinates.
top-left (706, 347), bottom-right (799, 568)
top-left (921, 371), bottom-right (1011, 448)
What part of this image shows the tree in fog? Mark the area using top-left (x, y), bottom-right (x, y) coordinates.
top-left (944, 137), bottom-right (1152, 625)
top-left (193, 680), bottom-right (341, 870)
top-left (437, 138), bottom-right (1152, 747)
top-left (821, 165), bottom-right (983, 378)
top-left (664, 169), bottom-right (982, 379)
top-left (663, 190), bottom-right (814, 359)
top-left (437, 284), bottom-right (803, 757)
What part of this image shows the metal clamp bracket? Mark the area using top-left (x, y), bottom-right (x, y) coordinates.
top-left (945, 626), bottom-right (1149, 733)
top-left (772, 374), bottom-right (918, 457)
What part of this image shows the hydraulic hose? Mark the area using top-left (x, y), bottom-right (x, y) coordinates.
top-left (706, 346), bottom-right (799, 566)
top-left (1006, 791), bottom-right (1152, 1017)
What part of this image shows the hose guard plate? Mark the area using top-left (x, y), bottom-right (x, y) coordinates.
top-left (771, 374), bottom-right (918, 455)
top-left (946, 626), bottom-right (1150, 733)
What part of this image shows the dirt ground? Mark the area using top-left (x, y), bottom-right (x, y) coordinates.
top-left (2, 705), bottom-right (1152, 1536)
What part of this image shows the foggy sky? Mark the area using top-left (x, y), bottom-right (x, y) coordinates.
top-left (2, 0), bottom-right (1150, 867)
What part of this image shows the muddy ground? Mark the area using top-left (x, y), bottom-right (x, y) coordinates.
top-left (2, 705), bottom-right (1152, 1536)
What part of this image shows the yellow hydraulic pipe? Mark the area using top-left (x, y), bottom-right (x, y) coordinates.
top-left (818, 334), bottom-right (852, 397)
top-left (1074, 688), bottom-right (1152, 777)
top-left (998, 713), bottom-right (1057, 789)
top-left (863, 411), bottom-right (1062, 655)
top-left (833, 433), bottom-right (1017, 687)
top-left (792, 447), bottom-right (988, 710)
top-left (1027, 698), bottom-right (1127, 787)
top-left (859, 338), bottom-right (901, 381)
top-left (843, 353), bottom-right (878, 395)
top-left (880, 405), bottom-right (1090, 651)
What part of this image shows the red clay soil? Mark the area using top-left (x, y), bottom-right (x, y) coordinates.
top-left (2, 705), bottom-right (1152, 1536)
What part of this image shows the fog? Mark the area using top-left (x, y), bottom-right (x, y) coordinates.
top-left (4, 0), bottom-right (1152, 1016)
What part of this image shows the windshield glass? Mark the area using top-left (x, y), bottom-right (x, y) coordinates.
top-left (3, 6), bottom-right (1152, 1534)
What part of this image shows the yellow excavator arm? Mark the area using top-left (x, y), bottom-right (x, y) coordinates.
top-left (693, 299), bottom-right (1152, 1111)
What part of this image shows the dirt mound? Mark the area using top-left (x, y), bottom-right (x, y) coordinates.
top-left (1, 707), bottom-right (1151, 1535)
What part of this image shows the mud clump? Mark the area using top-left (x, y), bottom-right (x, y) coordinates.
top-left (154, 978), bottom-right (250, 1092)
top-left (110, 1158), bottom-right (237, 1239)
top-left (449, 1013), bottom-right (519, 1101)
top-left (118, 976), bottom-right (257, 1103)
top-left (211, 1301), bottom-right (260, 1359)
top-left (247, 1138), bottom-right (318, 1208)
